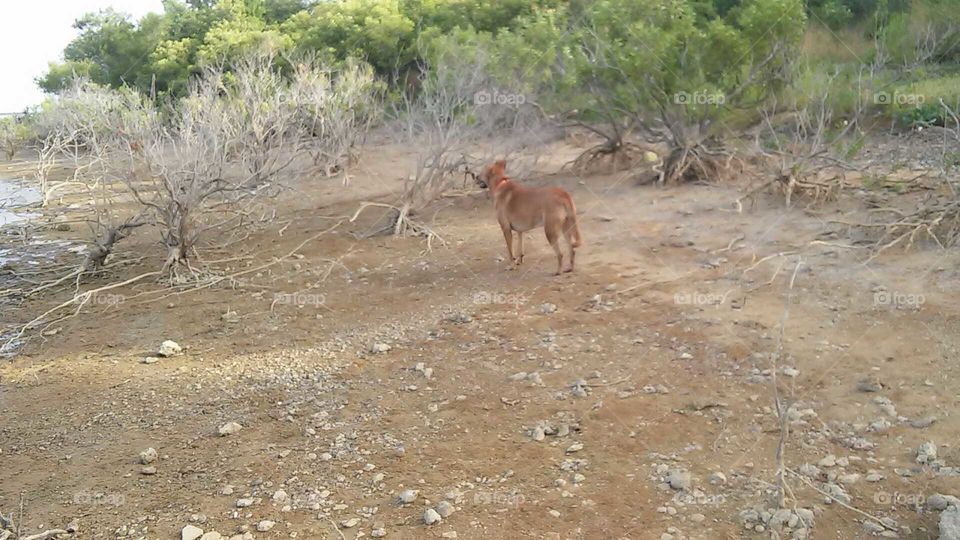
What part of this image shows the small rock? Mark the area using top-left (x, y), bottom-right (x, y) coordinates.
top-left (928, 494), bottom-right (960, 511)
top-left (199, 533), bottom-right (222, 540)
top-left (424, 508), bottom-right (442, 525)
top-left (865, 471), bottom-right (884, 482)
top-left (708, 472), bottom-right (727, 485)
top-left (371, 528), bottom-right (387, 538)
top-left (910, 416), bottom-right (937, 429)
top-left (667, 470), bottom-right (692, 491)
top-left (158, 340), bottom-right (182, 357)
top-left (236, 498), bottom-right (255, 508)
top-left (182, 525), bottom-right (204, 540)
top-left (340, 518), bottom-right (359, 528)
top-left (691, 513), bottom-right (706, 523)
top-left (272, 489), bottom-right (288, 502)
top-left (436, 500), bottom-right (455, 518)
top-left (939, 505), bottom-right (960, 540)
top-left (540, 303), bottom-right (557, 314)
top-left (566, 442), bottom-right (584, 454)
top-left (818, 455), bottom-right (837, 468)
top-left (218, 422), bottom-right (243, 436)
top-left (256, 520), bottom-right (275, 532)
top-left (441, 533), bottom-right (458, 539)
top-left (140, 466), bottom-right (157, 475)
top-left (139, 447), bottom-right (158, 464)
top-left (398, 489), bottom-right (418, 504)
top-left (370, 342), bottom-right (391, 354)
top-left (917, 441), bottom-right (938, 464)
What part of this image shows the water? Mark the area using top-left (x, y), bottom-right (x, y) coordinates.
top-left (0, 178), bottom-right (41, 225)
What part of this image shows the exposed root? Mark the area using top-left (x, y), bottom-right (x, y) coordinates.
top-left (736, 171), bottom-right (845, 211)
top-left (564, 140), bottom-right (651, 174)
top-left (637, 143), bottom-right (735, 186)
top-left (832, 197), bottom-right (960, 261)
top-left (349, 202), bottom-right (446, 249)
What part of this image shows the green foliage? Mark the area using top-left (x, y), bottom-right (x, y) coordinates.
top-left (40, 0), bottom-right (559, 99)
top-left (0, 118), bottom-right (35, 160)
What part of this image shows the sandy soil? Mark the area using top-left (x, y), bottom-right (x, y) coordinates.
top-left (1, 136), bottom-right (958, 540)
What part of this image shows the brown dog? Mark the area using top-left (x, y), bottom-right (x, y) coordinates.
top-left (476, 160), bottom-right (581, 275)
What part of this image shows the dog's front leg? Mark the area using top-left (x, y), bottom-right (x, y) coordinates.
top-left (516, 231), bottom-right (524, 265)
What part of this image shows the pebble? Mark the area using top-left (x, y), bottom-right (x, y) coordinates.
top-left (140, 466), bottom-right (157, 475)
top-left (708, 472), bottom-right (726, 485)
top-left (690, 513), bottom-right (706, 523)
top-left (566, 442), bottom-right (584, 454)
top-left (441, 533), bottom-right (458, 539)
top-left (139, 447), bottom-right (158, 464)
top-left (370, 342), bottom-right (391, 353)
top-left (540, 303), bottom-right (557, 314)
top-left (341, 518), bottom-right (359, 528)
top-left (917, 441), bottom-right (937, 464)
top-left (256, 520), bottom-right (275, 532)
top-left (928, 494), bottom-right (960, 511)
top-left (424, 508), bottom-right (442, 525)
top-left (218, 422), bottom-right (243, 436)
top-left (398, 489), bottom-right (418, 504)
top-left (199, 534), bottom-right (222, 540)
top-left (272, 489), bottom-right (288, 502)
top-left (667, 470), bottom-right (692, 491)
top-left (158, 340), bottom-right (182, 357)
top-left (236, 498), bottom-right (254, 508)
top-left (371, 528), bottom-right (387, 538)
top-left (436, 500), bottom-right (455, 518)
top-left (182, 525), bottom-right (204, 540)
top-left (549, 509), bottom-right (561, 518)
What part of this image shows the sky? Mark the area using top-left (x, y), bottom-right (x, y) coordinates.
top-left (0, 0), bottom-right (164, 113)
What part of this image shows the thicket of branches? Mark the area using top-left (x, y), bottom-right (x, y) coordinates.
top-left (14, 53), bottom-right (380, 280)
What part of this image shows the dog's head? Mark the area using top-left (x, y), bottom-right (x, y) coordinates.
top-left (475, 159), bottom-right (507, 190)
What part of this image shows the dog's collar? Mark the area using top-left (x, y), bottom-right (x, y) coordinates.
top-left (491, 176), bottom-right (511, 191)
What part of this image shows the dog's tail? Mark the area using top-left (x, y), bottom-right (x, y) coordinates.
top-left (563, 196), bottom-right (582, 248)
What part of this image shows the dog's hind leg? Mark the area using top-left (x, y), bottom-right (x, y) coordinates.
top-left (545, 218), bottom-right (563, 275)
top-left (499, 220), bottom-right (516, 269)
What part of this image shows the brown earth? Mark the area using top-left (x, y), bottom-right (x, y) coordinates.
top-left (1, 136), bottom-right (958, 540)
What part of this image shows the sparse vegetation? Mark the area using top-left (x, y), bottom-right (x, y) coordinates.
top-left (2, 1), bottom-right (960, 538)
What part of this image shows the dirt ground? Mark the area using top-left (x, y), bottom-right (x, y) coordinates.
top-left (1, 135), bottom-right (958, 540)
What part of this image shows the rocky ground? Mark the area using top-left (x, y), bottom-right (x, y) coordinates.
top-left (1, 136), bottom-right (958, 539)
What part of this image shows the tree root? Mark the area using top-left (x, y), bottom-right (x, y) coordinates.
top-left (832, 197), bottom-right (960, 261)
top-left (349, 202), bottom-right (446, 249)
top-left (563, 140), bottom-right (652, 174)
